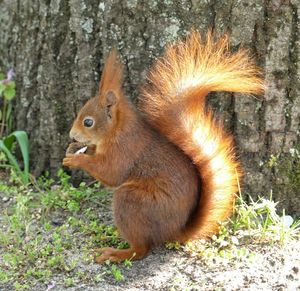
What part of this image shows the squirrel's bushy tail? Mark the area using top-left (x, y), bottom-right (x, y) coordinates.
top-left (139, 31), bottom-right (264, 240)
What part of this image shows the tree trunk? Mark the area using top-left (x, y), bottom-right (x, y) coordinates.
top-left (0, 0), bottom-right (299, 214)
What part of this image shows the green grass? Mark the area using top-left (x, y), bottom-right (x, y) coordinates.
top-left (0, 169), bottom-right (129, 290)
top-left (0, 169), bottom-right (299, 289)
top-left (231, 193), bottom-right (300, 244)
top-left (184, 192), bottom-right (300, 262)
top-left (0, 131), bottom-right (30, 185)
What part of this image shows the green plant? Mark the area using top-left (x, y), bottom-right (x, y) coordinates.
top-left (110, 264), bottom-right (124, 281)
top-left (232, 193), bottom-right (300, 244)
top-left (0, 70), bottom-right (30, 184)
top-left (64, 277), bottom-right (75, 287)
top-left (184, 191), bottom-right (300, 263)
top-left (0, 130), bottom-right (30, 184)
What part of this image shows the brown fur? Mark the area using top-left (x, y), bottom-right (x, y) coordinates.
top-left (63, 31), bottom-right (264, 262)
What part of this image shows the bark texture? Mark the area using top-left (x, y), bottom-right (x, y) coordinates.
top-left (0, 0), bottom-right (299, 214)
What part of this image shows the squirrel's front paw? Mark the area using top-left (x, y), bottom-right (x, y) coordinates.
top-left (63, 154), bottom-right (83, 169)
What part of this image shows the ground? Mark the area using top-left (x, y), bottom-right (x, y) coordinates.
top-left (45, 242), bottom-right (300, 291)
top-left (0, 171), bottom-right (299, 290)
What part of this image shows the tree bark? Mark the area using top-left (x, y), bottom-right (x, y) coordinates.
top-left (0, 0), bottom-right (299, 214)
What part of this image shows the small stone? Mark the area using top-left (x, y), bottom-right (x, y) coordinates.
top-left (231, 236), bottom-right (239, 245)
top-left (281, 215), bottom-right (294, 228)
top-left (219, 240), bottom-right (229, 247)
top-left (51, 185), bottom-right (60, 191)
top-left (286, 274), bottom-right (294, 280)
top-left (2, 196), bottom-right (9, 202)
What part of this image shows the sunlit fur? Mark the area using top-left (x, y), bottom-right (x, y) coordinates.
top-left (140, 31), bottom-right (265, 239)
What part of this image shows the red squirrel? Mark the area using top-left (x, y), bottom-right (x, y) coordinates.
top-left (63, 31), bottom-right (264, 263)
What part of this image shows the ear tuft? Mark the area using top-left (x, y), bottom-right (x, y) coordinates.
top-left (98, 49), bottom-right (124, 97)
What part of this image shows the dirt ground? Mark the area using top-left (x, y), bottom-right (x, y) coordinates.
top-left (48, 241), bottom-right (300, 291)
top-left (0, 179), bottom-right (299, 291)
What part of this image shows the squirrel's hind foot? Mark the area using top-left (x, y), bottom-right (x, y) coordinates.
top-left (94, 246), bottom-right (149, 263)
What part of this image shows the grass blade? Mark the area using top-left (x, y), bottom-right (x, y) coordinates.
top-left (10, 131), bottom-right (29, 181)
top-left (0, 140), bottom-right (22, 175)
top-left (0, 130), bottom-right (30, 184)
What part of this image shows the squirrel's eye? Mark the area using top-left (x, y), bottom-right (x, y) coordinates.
top-left (83, 118), bottom-right (94, 127)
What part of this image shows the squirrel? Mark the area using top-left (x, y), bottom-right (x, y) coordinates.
top-left (63, 31), bottom-right (264, 263)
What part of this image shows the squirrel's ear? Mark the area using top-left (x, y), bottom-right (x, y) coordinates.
top-left (104, 90), bottom-right (118, 120)
top-left (98, 49), bottom-right (123, 99)
top-left (105, 90), bottom-right (117, 106)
